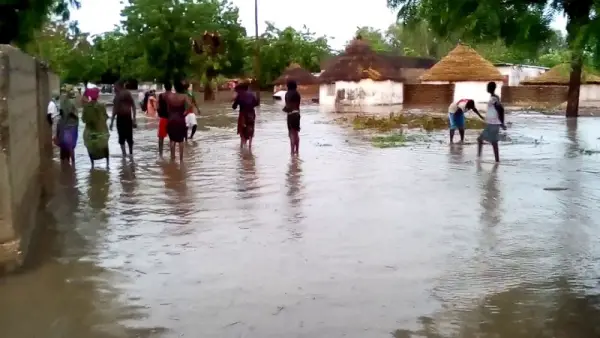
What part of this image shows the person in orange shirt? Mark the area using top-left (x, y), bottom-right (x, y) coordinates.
top-left (146, 90), bottom-right (158, 118)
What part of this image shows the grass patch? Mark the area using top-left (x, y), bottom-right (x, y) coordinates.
top-left (338, 113), bottom-right (486, 132)
top-left (371, 133), bottom-right (427, 148)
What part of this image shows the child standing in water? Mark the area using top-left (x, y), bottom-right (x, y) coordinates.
top-left (284, 80), bottom-right (301, 155)
top-left (478, 82), bottom-right (506, 162)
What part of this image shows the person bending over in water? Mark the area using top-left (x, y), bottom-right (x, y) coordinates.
top-left (448, 98), bottom-right (482, 144)
top-left (478, 81), bottom-right (506, 162)
top-left (232, 82), bottom-right (259, 150)
top-left (283, 80), bottom-right (301, 155)
top-left (157, 81), bottom-right (172, 157)
top-left (110, 81), bottom-right (137, 157)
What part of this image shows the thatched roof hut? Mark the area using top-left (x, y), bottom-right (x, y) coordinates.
top-left (521, 63), bottom-right (600, 85)
top-left (318, 38), bottom-right (404, 84)
top-left (272, 63), bottom-right (318, 85)
top-left (419, 43), bottom-right (503, 82)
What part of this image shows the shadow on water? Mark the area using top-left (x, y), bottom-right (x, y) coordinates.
top-left (235, 149), bottom-right (258, 198)
top-left (477, 163), bottom-right (501, 228)
top-left (392, 278), bottom-right (600, 338)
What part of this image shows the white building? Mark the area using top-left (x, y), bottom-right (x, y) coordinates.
top-left (420, 43), bottom-right (504, 107)
top-left (522, 63), bottom-right (600, 103)
top-left (494, 63), bottom-right (549, 86)
top-left (318, 38), bottom-right (404, 106)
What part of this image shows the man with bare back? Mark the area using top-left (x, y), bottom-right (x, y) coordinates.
top-left (110, 81), bottom-right (137, 157)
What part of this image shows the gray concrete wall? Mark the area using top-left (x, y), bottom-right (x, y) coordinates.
top-left (0, 45), bottom-right (56, 273)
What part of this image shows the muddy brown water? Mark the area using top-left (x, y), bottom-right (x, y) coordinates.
top-left (2, 100), bottom-right (600, 338)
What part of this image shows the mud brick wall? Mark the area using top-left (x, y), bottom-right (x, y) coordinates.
top-left (0, 45), bottom-right (56, 273)
top-left (403, 84), bottom-right (454, 106)
top-left (502, 85), bottom-right (568, 104)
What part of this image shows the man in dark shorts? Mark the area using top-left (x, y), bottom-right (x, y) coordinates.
top-left (477, 81), bottom-right (506, 162)
top-left (283, 80), bottom-right (301, 155)
top-left (110, 81), bottom-right (137, 157)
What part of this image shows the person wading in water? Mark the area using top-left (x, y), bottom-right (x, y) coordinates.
top-left (157, 81), bottom-right (172, 157)
top-left (232, 82), bottom-right (259, 150)
top-left (183, 81), bottom-right (199, 141)
top-left (283, 80), bottom-right (301, 155)
top-left (82, 87), bottom-right (110, 168)
top-left (477, 81), bottom-right (506, 162)
top-left (110, 81), bottom-right (137, 157)
top-left (56, 86), bottom-right (79, 164)
top-left (447, 98), bottom-right (482, 144)
top-left (166, 80), bottom-right (190, 162)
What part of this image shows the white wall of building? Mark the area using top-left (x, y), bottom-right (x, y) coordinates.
top-left (580, 84), bottom-right (600, 102)
top-left (495, 65), bottom-right (548, 86)
top-left (319, 79), bottom-right (403, 105)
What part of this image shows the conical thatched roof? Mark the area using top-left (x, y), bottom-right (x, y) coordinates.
top-left (272, 63), bottom-right (318, 85)
top-left (419, 43), bottom-right (503, 82)
top-left (318, 38), bottom-right (404, 84)
top-left (521, 63), bottom-right (600, 85)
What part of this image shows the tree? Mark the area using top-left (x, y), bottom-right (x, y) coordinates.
top-left (0, 0), bottom-right (80, 44)
top-left (387, 0), bottom-right (600, 117)
top-left (120, 0), bottom-right (246, 87)
top-left (250, 23), bottom-right (331, 87)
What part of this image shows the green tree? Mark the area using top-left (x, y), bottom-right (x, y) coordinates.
top-left (387, 0), bottom-right (600, 117)
top-left (1, 0), bottom-right (80, 44)
top-left (250, 23), bottom-right (331, 87)
top-left (121, 0), bottom-right (246, 86)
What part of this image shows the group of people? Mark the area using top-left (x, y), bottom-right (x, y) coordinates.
top-left (232, 79), bottom-right (302, 154)
top-left (447, 81), bottom-right (507, 162)
top-left (47, 79), bottom-right (501, 170)
top-left (47, 79), bottom-right (203, 168)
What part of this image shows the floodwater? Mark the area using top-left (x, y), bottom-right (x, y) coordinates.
top-left (2, 100), bottom-right (600, 338)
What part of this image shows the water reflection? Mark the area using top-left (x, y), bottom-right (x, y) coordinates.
top-left (88, 169), bottom-right (110, 211)
top-left (478, 163), bottom-right (501, 228)
top-left (394, 278), bottom-right (600, 338)
top-left (285, 157), bottom-right (304, 232)
top-left (448, 144), bottom-right (465, 167)
top-left (235, 149), bottom-right (258, 199)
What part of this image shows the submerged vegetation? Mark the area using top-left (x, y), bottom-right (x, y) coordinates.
top-left (337, 113), bottom-right (486, 132)
top-left (371, 133), bottom-right (429, 148)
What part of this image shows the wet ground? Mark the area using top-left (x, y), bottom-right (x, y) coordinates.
top-left (1, 100), bottom-right (600, 338)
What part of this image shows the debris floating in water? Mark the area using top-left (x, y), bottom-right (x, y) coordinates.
top-left (543, 187), bottom-right (569, 191)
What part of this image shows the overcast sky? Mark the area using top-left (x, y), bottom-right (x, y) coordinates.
top-left (71, 0), bottom-right (568, 50)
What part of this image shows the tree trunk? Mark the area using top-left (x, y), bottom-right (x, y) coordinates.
top-left (203, 76), bottom-right (215, 101)
top-left (565, 54), bottom-right (582, 118)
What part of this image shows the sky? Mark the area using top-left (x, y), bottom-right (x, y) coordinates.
top-left (71, 0), bottom-right (568, 51)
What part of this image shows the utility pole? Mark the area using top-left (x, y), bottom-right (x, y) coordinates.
top-left (254, 0), bottom-right (261, 104)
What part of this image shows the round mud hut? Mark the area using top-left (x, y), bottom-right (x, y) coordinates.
top-left (272, 63), bottom-right (319, 99)
top-left (419, 43), bottom-right (504, 104)
top-left (521, 63), bottom-right (600, 104)
top-left (318, 37), bottom-right (404, 106)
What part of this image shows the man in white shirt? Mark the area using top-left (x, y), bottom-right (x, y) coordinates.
top-left (477, 82), bottom-right (507, 162)
top-left (46, 92), bottom-right (60, 126)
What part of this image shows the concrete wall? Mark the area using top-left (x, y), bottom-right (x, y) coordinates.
top-left (496, 65), bottom-right (548, 86)
top-left (0, 45), bottom-right (56, 273)
top-left (319, 80), bottom-right (404, 106)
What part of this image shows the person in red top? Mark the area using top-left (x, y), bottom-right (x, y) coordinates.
top-left (157, 81), bottom-right (172, 157)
